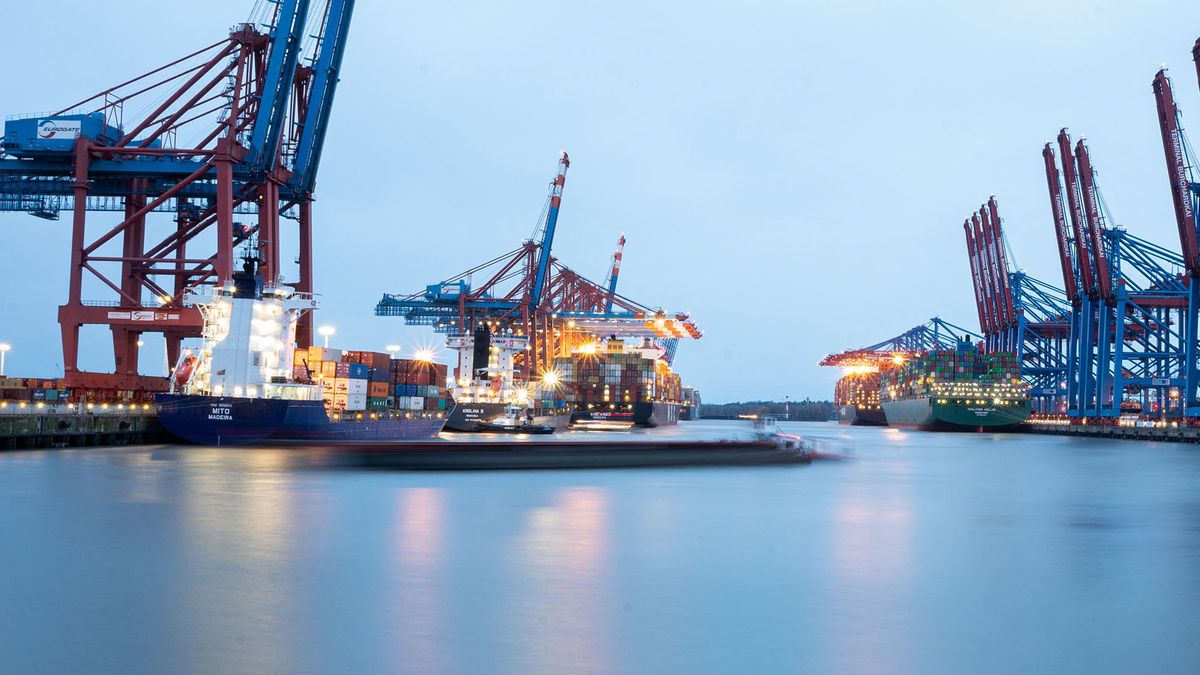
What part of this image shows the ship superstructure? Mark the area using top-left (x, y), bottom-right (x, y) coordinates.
top-left (172, 258), bottom-right (318, 402)
top-left (444, 325), bottom-right (569, 431)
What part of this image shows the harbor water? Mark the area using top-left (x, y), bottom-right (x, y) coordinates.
top-left (2, 420), bottom-right (1199, 673)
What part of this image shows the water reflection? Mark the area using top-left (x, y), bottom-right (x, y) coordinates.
top-left (508, 487), bottom-right (614, 673)
top-left (826, 462), bottom-right (916, 673)
top-left (388, 487), bottom-right (449, 672)
top-left (4, 423), bottom-right (1200, 674)
top-left (175, 447), bottom-right (308, 673)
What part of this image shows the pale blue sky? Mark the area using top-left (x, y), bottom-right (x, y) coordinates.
top-left (1, 1), bottom-right (1199, 400)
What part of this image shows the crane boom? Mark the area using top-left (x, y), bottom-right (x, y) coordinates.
top-left (1058, 129), bottom-right (1097, 296)
top-left (289, 0), bottom-right (356, 194)
top-left (987, 197), bottom-right (1016, 326)
top-left (530, 152), bottom-right (570, 309)
top-left (605, 234), bottom-right (625, 313)
top-left (973, 213), bottom-right (1001, 334)
top-left (1043, 144), bottom-right (1079, 301)
top-left (963, 220), bottom-right (990, 332)
top-left (246, 0), bottom-right (312, 173)
top-left (1075, 141), bottom-right (1113, 301)
top-left (978, 206), bottom-right (1007, 329)
top-left (1152, 70), bottom-right (1200, 275)
top-left (1195, 38), bottom-right (1200, 94)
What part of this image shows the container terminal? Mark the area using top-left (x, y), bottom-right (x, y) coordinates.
top-left (0, 0), bottom-right (723, 454)
top-left (374, 152), bottom-right (702, 432)
top-left (821, 35), bottom-right (1200, 441)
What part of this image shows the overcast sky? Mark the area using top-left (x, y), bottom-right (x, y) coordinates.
top-left (2, 1), bottom-right (1200, 401)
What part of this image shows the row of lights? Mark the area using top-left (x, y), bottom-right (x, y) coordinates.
top-left (0, 401), bottom-right (152, 411)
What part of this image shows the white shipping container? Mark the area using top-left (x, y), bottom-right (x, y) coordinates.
top-left (346, 393), bottom-right (367, 411)
top-left (402, 396), bottom-right (424, 411)
top-left (347, 379), bottom-right (368, 395)
top-left (309, 347), bottom-right (343, 362)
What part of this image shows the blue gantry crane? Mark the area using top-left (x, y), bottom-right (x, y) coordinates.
top-left (961, 196), bottom-right (1070, 413)
top-left (0, 0), bottom-right (355, 390)
top-left (375, 153), bottom-right (701, 380)
top-left (1043, 127), bottom-right (1190, 418)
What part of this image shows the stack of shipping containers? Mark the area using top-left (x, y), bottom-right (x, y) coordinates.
top-left (0, 377), bottom-right (154, 406)
top-left (552, 341), bottom-right (682, 409)
top-left (882, 349), bottom-right (1021, 400)
top-left (294, 348), bottom-right (450, 415)
top-left (834, 371), bottom-right (882, 411)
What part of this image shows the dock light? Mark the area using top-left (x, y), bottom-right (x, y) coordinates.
top-left (0, 343), bottom-right (9, 376)
top-left (542, 370), bottom-right (560, 387)
top-left (318, 325), bottom-right (336, 348)
top-left (414, 348), bottom-right (434, 362)
top-left (137, 340), bottom-right (144, 348)
top-left (386, 344), bottom-right (401, 359)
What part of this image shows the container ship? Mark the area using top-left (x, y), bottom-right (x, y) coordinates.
top-left (156, 257), bottom-right (449, 445)
top-left (834, 370), bottom-right (887, 426)
top-left (879, 342), bottom-right (1030, 431)
top-left (443, 325), bottom-right (571, 432)
top-left (557, 338), bottom-right (684, 428)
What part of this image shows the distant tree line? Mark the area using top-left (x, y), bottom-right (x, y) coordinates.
top-left (700, 399), bottom-right (834, 421)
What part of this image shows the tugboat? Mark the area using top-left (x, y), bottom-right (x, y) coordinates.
top-left (156, 254), bottom-right (448, 445)
top-left (472, 404), bottom-right (556, 434)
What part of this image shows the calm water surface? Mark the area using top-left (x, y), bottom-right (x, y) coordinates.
top-left (2, 421), bottom-right (1200, 674)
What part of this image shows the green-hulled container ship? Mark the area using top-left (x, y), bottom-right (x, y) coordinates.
top-left (880, 341), bottom-right (1030, 431)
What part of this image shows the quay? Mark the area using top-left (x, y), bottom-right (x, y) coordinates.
top-left (1026, 419), bottom-right (1200, 444)
top-left (0, 405), bottom-right (163, 450)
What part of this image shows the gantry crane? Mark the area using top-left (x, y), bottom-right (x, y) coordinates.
top-left (1042, 127), bottom-right (1190, 418)
top-left (961, 197), bottom-right (1070, 413)
top-left (1151, 66), bottom-right (1200, 415)
top-left (375, 153), bottom-right (701, 381)
top-left (820, 317), bottom-right (982, 369)
top-left (0, 0), bottom-right (355, 391)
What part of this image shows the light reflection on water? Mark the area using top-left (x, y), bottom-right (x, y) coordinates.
top-left (2, 421), bottom-right (1200, 673)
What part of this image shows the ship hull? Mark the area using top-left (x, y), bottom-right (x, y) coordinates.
top-left (882, 397), bottom-right (1030, 431)
top-left (837, 404), bottom-right (887, 426)
top-left (445, 402), bottom-right (571, 432)
top-left (570, 401), bottom-right (681, 428)
top-left (156, 394), bottom-right (447, 445)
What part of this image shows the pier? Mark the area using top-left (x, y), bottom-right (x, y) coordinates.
top-left (1026, 419), bottom-right (1200, 444)
top-left (0, 405), bottom-right (163, 450)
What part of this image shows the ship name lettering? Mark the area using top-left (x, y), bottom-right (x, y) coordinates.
top-left (208, 405), bottom-right (233, 421)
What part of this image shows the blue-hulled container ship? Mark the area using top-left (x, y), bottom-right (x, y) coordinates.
top-left (156, 257), bottom-right (448, 445)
